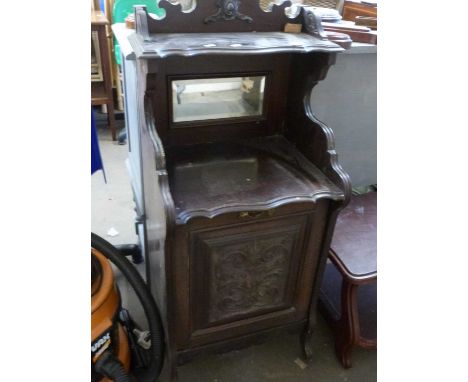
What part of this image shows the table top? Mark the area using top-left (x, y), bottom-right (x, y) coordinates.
top-left (330, 191), bottom-right (377, 280)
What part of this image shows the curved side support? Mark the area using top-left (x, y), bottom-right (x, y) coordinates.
top-left (287, 53), bottom-right (352, 208)
top-left (302, 60), bottom-right (351, 358)
top-left (303, 87), bottom-right (352, 207)
top-left (143, 97), bottom-right (181, 381)
top-left (143, 97), bottom-right (180, 380)
top-left (134, 60), bottom-right (179, 378)
top-left (143, 97), bottom-right (177, 230)
top-left (285, 52), bottom-right (351, 360)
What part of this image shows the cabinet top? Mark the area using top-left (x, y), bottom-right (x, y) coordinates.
top-left (129, 3), bottom-right (346, 59)
top-left (129, 31), bottom-right (342, 59)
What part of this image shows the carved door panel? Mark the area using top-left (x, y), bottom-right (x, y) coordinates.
top-left (176, 209), bottom-right (327, 349)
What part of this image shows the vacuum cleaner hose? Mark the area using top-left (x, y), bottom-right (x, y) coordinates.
top-left (91, 233), bottom-right (165, 382)
top-left (95, 351), bottom-right (131, 382)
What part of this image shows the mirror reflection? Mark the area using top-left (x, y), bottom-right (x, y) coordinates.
top-left (172, 76), bottom-right (266, 124)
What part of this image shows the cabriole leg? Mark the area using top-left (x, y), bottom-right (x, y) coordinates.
top-left (335, 280), bottom-right (360, 368)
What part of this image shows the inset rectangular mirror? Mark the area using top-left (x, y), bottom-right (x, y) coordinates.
top-left (171, 76), bottom-right (266, 124)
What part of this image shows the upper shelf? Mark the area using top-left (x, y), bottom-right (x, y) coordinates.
top-left (129, 3), bottom-right (348, 59)
top-left (129, 31), bottom-right (342, 59)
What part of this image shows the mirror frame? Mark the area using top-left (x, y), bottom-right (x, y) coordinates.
top-left (168, 72), bottom-right (271, 129)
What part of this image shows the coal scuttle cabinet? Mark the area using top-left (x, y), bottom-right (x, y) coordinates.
top-left (128, 1), bottom-right (351, 379)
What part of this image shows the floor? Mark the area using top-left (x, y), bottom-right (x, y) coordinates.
top-left (91, 114), bottom-right (377, 382)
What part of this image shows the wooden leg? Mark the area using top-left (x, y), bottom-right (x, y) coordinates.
top-left (169, 361), bottom-right (178, 382)
top-left (302, 329), bottom-right (314, 360)
top-left (114, 61), bottom-right (124, 111)
top-left (302, 305), bottom-right (319, 360)
top-left (107, 100), bottom-right (117, 141)
top-left (165, 349), bottom-right (178, 382)
top-left (95, 24), bottom-right (117, 141)
top-left (335, 280), bottom-right (360, 369)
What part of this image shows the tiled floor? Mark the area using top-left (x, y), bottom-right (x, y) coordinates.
top-left (91, 116), bottom-right (376, 382)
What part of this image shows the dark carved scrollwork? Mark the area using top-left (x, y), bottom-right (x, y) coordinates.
top-left (302, 8), bottom-right (327, 40)
top-left (204, 0), bottom-right (253, 24)
top-left (209, 233), bottom-right (294, 321)
top-left (302, 8), bottom-right (352, 49)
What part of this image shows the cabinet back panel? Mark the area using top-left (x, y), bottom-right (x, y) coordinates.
top-left (146, 54), bottom-right (291, 147)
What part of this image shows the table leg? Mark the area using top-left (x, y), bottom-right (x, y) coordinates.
top-left (335, 280), bottom-right (360, 368)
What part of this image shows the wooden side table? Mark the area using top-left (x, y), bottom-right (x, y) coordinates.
top-left (91, 10), bottom-right (116, 141)
top-left (342, 0), bottom-right (377, 22)
top-left (319, 191), bottom-right (377, 368)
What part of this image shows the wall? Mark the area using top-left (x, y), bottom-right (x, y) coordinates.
top-left (311, 48), bottom-right (377, 188)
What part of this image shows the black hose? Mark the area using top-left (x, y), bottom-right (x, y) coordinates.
top-left (91, 233), bottom-right (165, 382)
top-left (95, 351), bottom-right (131, 382)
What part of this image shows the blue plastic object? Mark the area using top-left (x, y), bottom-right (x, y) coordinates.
top-left (91, 108), bottom-right (106, 181)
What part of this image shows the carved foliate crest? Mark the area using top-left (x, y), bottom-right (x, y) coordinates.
top-left (204, 0), bottom-right (253, 24)
top-left (208, 232), bottom-right (295, 321)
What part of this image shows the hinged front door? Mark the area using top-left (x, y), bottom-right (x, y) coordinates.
top-left (192, 216), bottom-right (306, 326)
top-left (173, 204), bottom-right (329, 349)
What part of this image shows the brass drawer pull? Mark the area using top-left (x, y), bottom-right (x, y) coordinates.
top-left (239, 210), bottom-right (274, 219)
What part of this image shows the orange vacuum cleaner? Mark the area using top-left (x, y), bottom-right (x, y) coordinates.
top-left (91, 233), bottom-right (164, 382)
top-left (92, 248), bottom-right (131, 381)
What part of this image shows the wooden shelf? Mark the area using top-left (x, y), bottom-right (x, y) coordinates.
top-left (91, 82), bottom-right (108, 105)
top-left (91, 10), bottom-right (116, 139)
top-left (167, 137), bottom-right (344, 223)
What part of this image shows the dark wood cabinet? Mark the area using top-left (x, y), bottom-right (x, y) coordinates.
top-left (174, 202), bottom-right (328, 349)
top-left (128, 2), bottom-right (351, 379)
